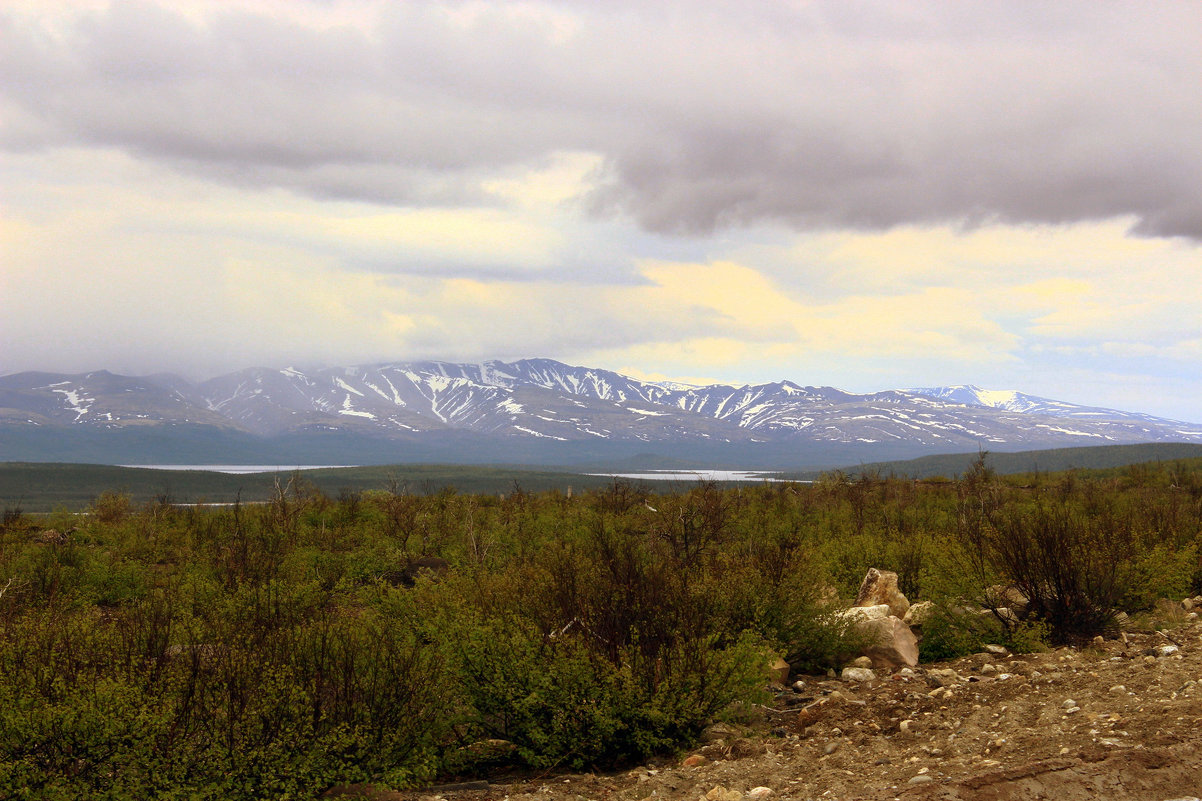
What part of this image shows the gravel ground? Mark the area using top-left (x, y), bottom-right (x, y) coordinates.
top-left (339, 619), bottom-right (1202, 801)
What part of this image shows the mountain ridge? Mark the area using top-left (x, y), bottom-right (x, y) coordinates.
top-left (2, 359), bottom-right (1199, 466)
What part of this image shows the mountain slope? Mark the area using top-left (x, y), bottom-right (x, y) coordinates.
top-left (1, 360), bottom-right (1199, 465)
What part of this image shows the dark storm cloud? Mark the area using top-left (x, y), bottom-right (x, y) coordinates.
top-left (2, 1), bottom-right (1199, 237)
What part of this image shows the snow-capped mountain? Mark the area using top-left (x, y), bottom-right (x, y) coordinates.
top-left (2, 360), bottom-right (1200, 465)
top-left (908, 385), bottom-right (1177, 425)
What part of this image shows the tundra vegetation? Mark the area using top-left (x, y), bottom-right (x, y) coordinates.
top-left (0, 458), bottom-right (1199, 798)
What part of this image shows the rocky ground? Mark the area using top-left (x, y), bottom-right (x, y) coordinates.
top-left (337, 615), bottom-right (1202, 801)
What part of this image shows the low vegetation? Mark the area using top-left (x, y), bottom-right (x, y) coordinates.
top-left (1, 457), bottom-right (1199, 798)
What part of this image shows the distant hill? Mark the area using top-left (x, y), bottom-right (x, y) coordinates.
top-left (0, 463), bottom-right (625, 512)
top-left (782, 442), bottom-right (1202, 481)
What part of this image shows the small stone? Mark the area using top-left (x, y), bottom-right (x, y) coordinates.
top-left (907, 775), bottom-right (934, 785)
top-left (1062, 699), bottom-right (1077, 709)
top-left (1156, 644), bottom-right (1180, 658)
top-left (823, 741), bottom-right (840, 755)
top-left (841, 666), bottom-right (877, 682)
top-left (980, 663), bottom-right (998, 675)
top-left (899, 720), bottom-right (915, 735)
top-left (927, 668), bottom-right (963, 687)
top-left (982, 644), bottom-right (1009, 656)
top-left (1092, 635), bottom-right (1105, 648)
top-left (851, 656), bottom-right (874, 669)
top-left (1110, 684), bottom-right (1127, 693)
top-left (705, 786), bottom-right (742, 801)
top-left (746, 788), bottom-right (772, 799)
top-left (1064, 706), bottom-right (1081, 715)
top-left (682, 755), bottom-right (706, 768)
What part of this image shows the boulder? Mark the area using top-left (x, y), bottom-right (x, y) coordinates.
top-left (767, 657), bottom-right (790, 685)
top-left (860, 615), bottom-right (919, 669)
top-left (903, 600), bottom-right (936, 627)
top-left (839, 604), bottom-right (892, 623)
top-left (854, 568), bottom-right (910, 618)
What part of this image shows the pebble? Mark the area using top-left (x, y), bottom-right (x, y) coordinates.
top-left (1156, 645), bottom-right (1180, 658)
top-left (746, 788), bottom-right (773, 799)
top-left (907, 775), bottom-right (934, 785)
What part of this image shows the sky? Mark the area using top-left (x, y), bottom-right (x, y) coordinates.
top-left (2, 1), bottom-right (1201, 422)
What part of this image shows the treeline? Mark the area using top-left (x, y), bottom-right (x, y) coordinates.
top-left (1, 459), bottom-right (1200, 798)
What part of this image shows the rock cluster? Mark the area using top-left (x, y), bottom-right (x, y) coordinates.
top-left (838, 568), bottom-right (919, 674)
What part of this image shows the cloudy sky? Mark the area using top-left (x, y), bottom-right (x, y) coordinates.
top-left (2, 1), bottom-right (1200, 422)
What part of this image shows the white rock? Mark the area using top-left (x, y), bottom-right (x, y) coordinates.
top-left (1157, 645), bottom-right (1180, 658)
top-left (903, 600), bottom-right (936, 627)
top-left (854, 568), bottom-right (910, 618)
top-left (841, 666), bottom-right (877, 682)
top-left (838, 604), bottom-right (892, 623)
top-left (861, 615), bottom-right (920, 668)
top-left (746, 787), bottom-right (773, 799)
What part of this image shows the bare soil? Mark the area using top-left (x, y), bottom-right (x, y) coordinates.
top-left (349, 620), bottom-right (1202, 801)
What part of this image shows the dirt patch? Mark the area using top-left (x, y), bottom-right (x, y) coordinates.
top-left (370, 622), bottom-right (1202, 801)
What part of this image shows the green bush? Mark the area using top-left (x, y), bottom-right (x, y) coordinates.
top-left (3, 461), bottom-right (1201, 794)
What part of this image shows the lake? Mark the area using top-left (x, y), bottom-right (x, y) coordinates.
top-left (119, 465), bottom-right (356, 474)
top-left (587, 469), bottom-right (789, 482)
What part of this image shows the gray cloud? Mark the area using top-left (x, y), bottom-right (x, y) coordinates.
top-left (2, 1), bottom-right (1200, 236)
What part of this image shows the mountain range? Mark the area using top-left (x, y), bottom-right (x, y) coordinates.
top-left (2, 359), bottom-right (1199, 468)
